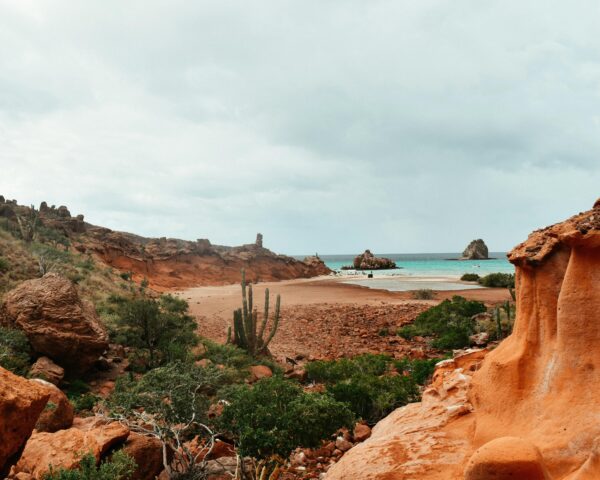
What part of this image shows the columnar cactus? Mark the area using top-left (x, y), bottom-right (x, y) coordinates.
top-left (227, 269), bottom-right (281, 356)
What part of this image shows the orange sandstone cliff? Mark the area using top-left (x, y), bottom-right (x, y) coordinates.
top-left (326, 199), bottom-right (600, 480)
top-left (0, 197), bottom-right (331, 290)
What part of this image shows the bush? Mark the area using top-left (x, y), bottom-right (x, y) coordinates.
top-left (0, 327), bottom-right (31, 375)
top-left (43, 451), bottom-right (136, 480)
top-left (0, 256), bottom-right (9, 273)
top-left (478, 272), bottom-right (515, 288)
top-left (460, 273), bottom-right (480, 282)
top-left (412, 289), bottom-right (434, 300)
top-left (305, 354), bottom-right (419, 423)
top-left (394, 358), bottom-right (441, 385)
top-left (396, 296), bottom-right (486, 350)
top-left (112, 294), bottom-right (199, 369)
top-left (219, 376), bottom-right (354, 458)
top-left (198, 339), bottom-right (280, 378)
top-left (65, 380), bottom-right (98, 412)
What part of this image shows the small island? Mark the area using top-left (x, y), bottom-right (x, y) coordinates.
top-left (341, 249), bottom-right (398, 270)
top-left (461, 239), bottom-right (489, 260)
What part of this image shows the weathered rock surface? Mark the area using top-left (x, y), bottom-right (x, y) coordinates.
top-left (30, 379), bottom-right (74, 433)
top-left (0, 274), bottom-right (109, 373)
top-left (11, 419), bottom-right (130, 479)
top-left (0, 368), bottom-right (50, 475)
top-left (28, 357), bottom-right (64, 386)
top-left (326, 199), bottom-right (600, 479)
top-left (120, 433), bottom-right (164, 480)
top-left (461, 239), bottom-right (489, 260)
top-left (344, 250), bottom-right (397, 270)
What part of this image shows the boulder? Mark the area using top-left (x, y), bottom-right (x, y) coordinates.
top-left (464, 437), bottom-right (549, 480)
top-left (461, 239), bottom-right (489, 260)
top-left (28, 357), bottom-right (64, 386)
top-left (30, 379), bottom-right (74, 433)
top-left (348, 250), bottom-right (396, 270)
top-left (0, 368), bottom-right (50, 475)
top-left (0, 274), bottom-right (109, 373)
top-left (120, 433), bottom-right (164, 480)
top-left (11, 420), bottom-right (130, 479)
top-left (248, 365), bottom-right (273, 382)
top-left (353, 423), bottom-right (372, 442)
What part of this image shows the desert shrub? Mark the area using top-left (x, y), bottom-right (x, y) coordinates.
top-left (396, 296), bottom-right (486, 350)
top-left (43, 451), bottom-right (136, 480)
top-left (0, 256), bottom-right (9, 273)
top-left (378, 328), bottom-right (389, 336)
top-left (412, 289), bottom-right (434, 300)
top-left (65, 379), bottom-right (98, 412)
top-left (0, 327), bottom-right (31, 375)
top-left (219, 376), bottom-right (354, 458)
top-left (478, 272), bottom-right (515, 288)
top-left (120, 272), bottom-right (132, 281)
top-left (198, 339), bottom-right (280, 376)
top-left (394, 357), bottom-right (441, 385)
top-left (112, 294), bottom-right (199, 369)
top-left (460, 273), bottom-right (480, 282)
top-left (306, 354), bottom-right (419, 422)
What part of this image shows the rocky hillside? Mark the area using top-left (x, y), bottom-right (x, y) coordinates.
top-left (327, 198), bottom-right (600, 479)
top-left (0, 196), bottom-right (331, 290)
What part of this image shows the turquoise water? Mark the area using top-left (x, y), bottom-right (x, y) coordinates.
top-left (305, 253), bottom-right (514, 278)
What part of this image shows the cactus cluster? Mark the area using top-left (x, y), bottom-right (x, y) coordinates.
top-left (227, 269), bottom-right (281, 356)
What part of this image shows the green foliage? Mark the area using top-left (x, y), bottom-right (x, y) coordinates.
top-left (478, 272), bottom-right (515, 288)
top-left (229, 269), bottom-right (281, 357)
top-left (0, 256), bottom-right (9, 273)
top-left (305, 354), bottom-right (420, 423)
top-left (219, 376), bottom-right (354, 458)
top-left (65, 380), bottom-right (98, 412)
top-left (460, 273), bottom-right (480, 282)
top-left (109, 362), bottom-right (231, 427)
top-left (43, 451), bottom-right (136, 480)
top-left (412, 289), bottom-right (434, 300)
top-left (198, 339), bottom-right (280, 378)
top-left (394, 357), bottom-right (441, 385)
top-left (396, 296), bottom-right (486, 350)
top-left (112, 294), bottom-right (199, 369)
top-left (36, 227), bottom-right (71, 250)
top-left (0, 327), bottom-right (31, 375)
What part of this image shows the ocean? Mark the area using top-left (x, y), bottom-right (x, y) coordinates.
top-left (294, 253), bottom-right (515, 292)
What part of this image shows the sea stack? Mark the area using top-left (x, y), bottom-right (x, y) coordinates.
top-left (461, 239), bottom-right (489, 260)
top-left (343, 250), bottom-right (397, 270)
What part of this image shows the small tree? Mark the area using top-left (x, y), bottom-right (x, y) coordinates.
top-left (227, 269), bottom-right (280, 357)
top-left (15, 205), bottom-right (40, 243)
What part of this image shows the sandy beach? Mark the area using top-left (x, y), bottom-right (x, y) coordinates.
top-left (176, 275), bottom-right (510, 361)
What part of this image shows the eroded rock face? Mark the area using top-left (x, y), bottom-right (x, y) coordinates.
top-left (0, 368), bottom-right (50, 475)
top-left (0, 274), bottom-right (108, 373)
top-left (461, 239), bottom-right (489, 260)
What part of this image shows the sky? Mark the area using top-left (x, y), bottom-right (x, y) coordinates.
top-left (1, 1), bottom-right (599, 255)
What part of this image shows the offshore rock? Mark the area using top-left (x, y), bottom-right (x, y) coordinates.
top-left (461, 239), bottom-right (489, 260)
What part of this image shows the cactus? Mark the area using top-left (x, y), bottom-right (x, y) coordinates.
top-left (229, 269), bottom-right (281, 356)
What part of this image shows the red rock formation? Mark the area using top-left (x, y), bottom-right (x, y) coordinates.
top-left (326, 200), bottom-right (600, 479)
top-left (30, 379), bottom-right (74, 433)
top-left (120, 433), bottom-right (164, 480)
top-left (0, 368), bottom-right (50, 475)
top-left (0, 274), bottom-right (109, 373)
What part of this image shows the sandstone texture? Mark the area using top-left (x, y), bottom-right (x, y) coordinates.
top-left (0, 274), bottom-right (109, 373)
top-left (326, 199), bottom-right (600, 479)
top-left (28, 356), bottom-right (64, 386)
top-left (0, 368), bottom-right (50, 475)
top-left (120, 433), bottom-right (164, 480)
top-left (461, 239), bottom-right (489, 260)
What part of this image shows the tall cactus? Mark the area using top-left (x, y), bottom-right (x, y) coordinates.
top-left (228, 269), bottom-right (281, 356)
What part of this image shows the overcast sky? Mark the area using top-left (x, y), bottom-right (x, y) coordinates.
top-left (1, 1), bottom-right (599, 255)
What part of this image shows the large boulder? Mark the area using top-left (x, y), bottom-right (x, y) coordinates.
top-left (28, 357), bottom-right (64, 386)
top-left (0, 368), bottom-right (50, 475)
top-left (461, 239), bottom-right (489, 260)
top-left (10, 419), bottom-right (130, 479)
top-left (346, 250), bottom-right (397, 270)
top-left (120, 433), bottom-right (164, 480)
top-left (0, 274), bottom-right (108, 373)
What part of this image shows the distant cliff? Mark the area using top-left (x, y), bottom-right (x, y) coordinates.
top-left (0, 197), bottom-right (331, 290)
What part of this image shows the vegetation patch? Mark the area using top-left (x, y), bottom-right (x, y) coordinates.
top-left (0, 327), bottom-right (31, 376)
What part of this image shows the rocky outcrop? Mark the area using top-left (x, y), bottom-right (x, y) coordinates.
top-left (342, 250), bottom-right (397, 270)
top-left (0, 368), bottom-right (50, 475)
top-left (461, 239), bottom-right (489, 260)
top-left (30, 379), bottom-right (74, 433)
top-left (326, 199), bottom-right (600, 479)
top-left (10, 419), bottom-right (130, 479)
top-left (0, 274), bottom-right (109, 373)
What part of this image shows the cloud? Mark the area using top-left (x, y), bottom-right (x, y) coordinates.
top-left (0, 0), bottom-right (599, 254)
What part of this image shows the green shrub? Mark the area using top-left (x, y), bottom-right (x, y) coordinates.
top-left (0, 256), bottom-right (9, 273)
top-left (460, 273), bottom-right (480, 282)
top-left (65, 380), bottom-right (98, 412)
top-left (412, 289), bottom-right (434, 300)
top-left (43, 451), bottom-right (136, 480)
top-left (394, 358), bottom-right (440, 385)
top-left (0, 327), bottom-right (31, 375)
top-left (112, 294), bottom-right (199, 369)
top-left (396, 296), bottom-right (486, 350)
top-left (478, 272), bottom-right (515, 288)
top-left (306, 354), bottom-right (392, 384)
top-left (198, 339), bottom-right (280, 377)
top-left (219, 376), bottom-right (354, 458)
